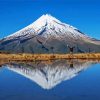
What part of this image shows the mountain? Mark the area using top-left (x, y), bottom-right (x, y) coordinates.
top-left (6, 60), bottom-right (92, 89)
top-left (0, 14), bottom-right (100, 53)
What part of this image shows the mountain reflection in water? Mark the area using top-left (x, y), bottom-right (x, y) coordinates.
top-left (1, 59), bottom-right (100, 90)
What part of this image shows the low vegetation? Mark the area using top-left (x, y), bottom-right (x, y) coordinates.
top-left (0, 53), bottom-right (100, 61)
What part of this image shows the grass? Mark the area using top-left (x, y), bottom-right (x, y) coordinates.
top-left (0, 53), bottom-right (100, 61)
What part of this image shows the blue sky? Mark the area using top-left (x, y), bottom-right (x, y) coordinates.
top-left (0, 0), bottom-right (100, 39)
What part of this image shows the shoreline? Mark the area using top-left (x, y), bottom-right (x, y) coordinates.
top-left (0, 53), bottom-right (100, 61)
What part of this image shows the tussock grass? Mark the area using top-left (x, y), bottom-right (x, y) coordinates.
top-left (0, 53), bottom-right (100, 61)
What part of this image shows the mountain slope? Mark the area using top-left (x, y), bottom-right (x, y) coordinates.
top-left (0, 14), bottom-right (100, 53)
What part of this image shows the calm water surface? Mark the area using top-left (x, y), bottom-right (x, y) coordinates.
top-left (0, 59), bottom-right (100, 100)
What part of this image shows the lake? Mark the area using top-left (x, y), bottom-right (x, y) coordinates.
top-left (0, 59), bottom-right (100, 100)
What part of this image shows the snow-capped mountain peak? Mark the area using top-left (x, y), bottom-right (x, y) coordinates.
top-left (6, 14), bottom-right (78, 39)
top-left (0, 14), bottom-right (100, 53)
top-left (33, 14), bottom-right (62, 25)
top-left (30, 14), bottom-right (77, 32)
